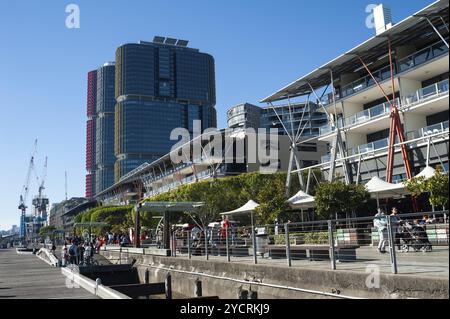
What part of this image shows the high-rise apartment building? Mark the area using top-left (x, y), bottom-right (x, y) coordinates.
top-left (95, 62), bottom-right (116, 194)
top-left (114, 37), bottom-right (217, 181)
top-left (85, 70), bottom-right (97, 198)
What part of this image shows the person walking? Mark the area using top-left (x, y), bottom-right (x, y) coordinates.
top-left (68, 241), bottom-right (78, 264)
top-left (374, 208), bottom-right (388, 254)
top-left (390, 207), bottom-right (402, 250)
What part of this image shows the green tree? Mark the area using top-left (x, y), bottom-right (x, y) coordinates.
top-left (406, 167), bottom-right (449, 210)
top-left (39, 225), bottom-right (56, 239)
top-left (314, 181), bottom-right (370, 220)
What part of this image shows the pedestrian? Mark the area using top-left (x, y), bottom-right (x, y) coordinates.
top-left (374, 208), bottom-right (388, 254)
top-left (68, 241), bottom-right (78, 264)
top-left (61, 244), bottom-right (69, 266)
top-left (390, 207), bottom-right (402, 250)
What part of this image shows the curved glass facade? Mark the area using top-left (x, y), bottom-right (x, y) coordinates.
top-left (95, 63), bottom-right (115, 193)
top-left (114, 41), bottom-right (216, 181)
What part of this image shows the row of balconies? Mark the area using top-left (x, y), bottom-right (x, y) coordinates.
top-left (318, 40), bottom-right (448, 106)
top-left (318, 78), bottom-right (449, 137)
top-left (321, 120), bottom-right (449, 164)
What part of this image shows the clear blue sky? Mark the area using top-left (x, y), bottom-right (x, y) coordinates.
top-left (0, 0), bottom-right (431, 230)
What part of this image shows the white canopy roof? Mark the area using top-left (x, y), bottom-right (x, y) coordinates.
top-left (288, 190), bottom-right (315, 209)
top-left (415, 166), bottom-right (436, 180)
top-left (220, 200), bottom-right (260, 216)
top-left (365, 176), bottom-right (408, 199)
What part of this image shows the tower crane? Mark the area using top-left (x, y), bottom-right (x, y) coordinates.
top-left (32, 156), bottom-right (49, 223)
top-left (18, 139), bottom-right (37, 239)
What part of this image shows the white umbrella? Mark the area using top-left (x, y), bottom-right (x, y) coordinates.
top-left (288, 190), bottom-right (315, 209)
top-left (365, 176), bottom-right (409, 206)
top-left (220, 200), bottom-right (260, 263)
top-left (415, 166), bottom-right (436, 180)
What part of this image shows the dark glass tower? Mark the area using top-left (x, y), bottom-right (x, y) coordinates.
top-left (95, 62), bottom-right (116, 194)
top-left (114, 38), bottom-right (216, 181)
top-left (85, 70), bottom-right (97, 198)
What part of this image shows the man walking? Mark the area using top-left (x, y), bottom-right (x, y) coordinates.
top-left (374, 208), bottom-right (388, 254)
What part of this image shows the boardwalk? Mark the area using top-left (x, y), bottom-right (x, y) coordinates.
top-left (0, 249), bottom-right (97, 299)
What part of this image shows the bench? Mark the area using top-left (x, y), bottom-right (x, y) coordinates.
top-left (264, 244), bottom-right (360, 261)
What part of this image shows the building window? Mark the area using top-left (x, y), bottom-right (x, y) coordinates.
top-left (298, 143), bottom-right (317, 152)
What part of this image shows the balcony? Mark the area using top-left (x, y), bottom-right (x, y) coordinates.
top-left (398, 41), bottom-right (448, 73)
top-left (350, 138), bottom-right (392, 156)
top-left (407, 120), bottom-right (449, 140)
top-left (402, 78), bottom-right (449, 108)
top-left (341, 65), bottom-right (393, 99)
top-left (325, 40), bottom-right (449, 105)
top-left (343, 98), bottom-right (398, 128)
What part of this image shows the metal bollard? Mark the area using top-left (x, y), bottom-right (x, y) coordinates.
top-left (226, 227), bottom-right (230, 262)
top-left (328, 220), bottom-right (336, 270)
top-left (285, 223), bottom-right (291, 267)
top-left (165, 273), bottom-right (172, 299)
top-left (195, 279), bottom-right (202, 297)
top-left (387, 216), bottom-right (398, 274)
top-left (95, 278), bottom-right (101, 296)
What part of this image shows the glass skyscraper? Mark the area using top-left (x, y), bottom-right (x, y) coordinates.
top-left (95, 62), bottom-right (116, 194)
top-left (114, 38), bottom-right (216, 181)
top-left (85, 70), bottom-right (97, 198)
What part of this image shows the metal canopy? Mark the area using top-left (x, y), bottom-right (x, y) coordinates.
top-left (261, 0), bottom-right (449, 103)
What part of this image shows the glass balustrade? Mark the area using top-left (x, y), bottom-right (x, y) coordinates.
top-left (407, 120), bottom-right (449, 140)
top-left (398, 41), bottom-right (448, 73)
top-left (402, 78), bottom-right (449, 107)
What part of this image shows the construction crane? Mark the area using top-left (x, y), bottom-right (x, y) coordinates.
top-left (18, 139), bottom-right (37, 239)
top-left (32, 156), bottom-right (49, 223)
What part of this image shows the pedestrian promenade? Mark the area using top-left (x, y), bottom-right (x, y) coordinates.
top-left (0, 249), bottom-right (97, 299)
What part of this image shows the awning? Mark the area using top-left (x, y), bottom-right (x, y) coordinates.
top-left (220, 200), bottom-right (260, 216)
top-left (415, 166), bottom-right (436, 179)
top-left (288, 190), bottom-right (315, 209)
top-left (365, 176), bottom-right (408, 199)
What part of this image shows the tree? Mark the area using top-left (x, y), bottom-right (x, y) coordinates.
top-left (39, 225), bottom-right (56, 239)
top-left (314, 181), bottom-right (370, 220)
top-left (406, 167), bottom-right (449, 210)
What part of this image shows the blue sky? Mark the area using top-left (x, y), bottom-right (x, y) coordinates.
top-left (0, 0), bottom-right (431, 230)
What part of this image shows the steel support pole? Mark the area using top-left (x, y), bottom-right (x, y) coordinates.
top-left (387, 216), bottom-right (398, 274)
top-left (328, 220), bottom-right (336, 270)
top-left (251, 212), bottom-right (257, 264)
top-left (226, 227), bottom-right (230, 262)
top-left (285, 223), bottom-right (292, 267)
top-left (205, 228), bottom-right (209, 261)
top-left (187, 230), bottom-right (191, 259)
top-left (426, 18), bottom-right (449, 48)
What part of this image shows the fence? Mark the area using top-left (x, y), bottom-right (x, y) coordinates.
top-left (170, 211), bottom-right (449, 275)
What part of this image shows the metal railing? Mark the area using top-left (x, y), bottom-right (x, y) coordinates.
top-left (402, 78), bottom-right (449, 108)
top-left (406, 120), bottom-right (449, 141)
top-left (398, 41), bottom-right (448, 73)
top-left (169, 211), bottom-right (448, 275)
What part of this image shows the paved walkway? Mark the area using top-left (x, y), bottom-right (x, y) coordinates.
top-left (175, 246), bottom-right (449, 278)
top-left (0, 249), bottom-right (97, 299)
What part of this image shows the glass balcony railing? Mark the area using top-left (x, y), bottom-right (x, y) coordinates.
top-left (398, 41), bottom-right (448, 73)
top-left (321, 153), bottom-right (341, 164)
top-left (343, 98), bottom-right (398, 128)
top-left (407, 120), bottom-right (449, 140)
top-left (350, 138), bottom-right (391, 156)
top-left (339, 41), bottom-right (448, 101)
top-left (341, 65), bottom-right (393, 98)
top-left (402, 78), bottom-right (449, 107)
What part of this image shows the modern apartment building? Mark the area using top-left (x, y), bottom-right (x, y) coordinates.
top-left (262, 1), bottom-right (449, 188)
top-left (114, 37), bottom-right (217, 182)
top-left (227, 102), bottom-right (328, 137)
top-left (95, 62), bottom-right (116, 194)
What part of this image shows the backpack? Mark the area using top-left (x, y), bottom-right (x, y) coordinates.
top-left (69, 245), bottom-right (76, 256)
